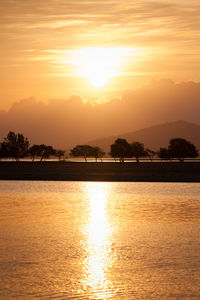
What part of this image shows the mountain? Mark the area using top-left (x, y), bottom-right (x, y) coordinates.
top-left (87, 120), bottom-right (200, 153)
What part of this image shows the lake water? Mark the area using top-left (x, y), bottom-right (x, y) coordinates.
top-left (0, 181), bottom-right (200, 299)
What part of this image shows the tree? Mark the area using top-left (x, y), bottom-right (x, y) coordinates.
top-left (146, 148), bottom-right (156, 161)
top-left (55, 150), bottom-right (65, 161)
top-left (168, 138), bottom-right (198, 162)
top-left (110, 138), bottom-right (132, 162)
top-left (131, 142), bottom-right (147, 162)
top-left (29, 144), bottom-right (56, 161)
top-left (70, 145), bottom-right (94, 162)
top-left (0, 142), bottom-right (9, 160)
top-left (3, 131), bottom-right (29, 161)
top-left (29, 144), bottom-right (41, 161)
top-left (92, 147), bottom-right (105, 162)
top-left (40, 145), bottom-right (56, 161)
top-left (157, 147), bottom-right (171, 161)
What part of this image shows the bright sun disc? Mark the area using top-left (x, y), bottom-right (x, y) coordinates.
top-left (72, 47), bottom-right (130, 87)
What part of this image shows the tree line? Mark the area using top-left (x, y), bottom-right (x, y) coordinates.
top-left (70, 138), bottom-right (198, 162)
top-left (108, 138), bottom-right (198, 162)
top-left (0, 131), bottom-right (65, 161)
top-left (0, 131), bottom-right (199, 162)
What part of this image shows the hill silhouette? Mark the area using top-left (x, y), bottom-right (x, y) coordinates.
top-left (87, 120), bottom-right (200, 152)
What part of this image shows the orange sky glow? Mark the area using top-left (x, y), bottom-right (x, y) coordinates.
top-left (1, 0), bottom-right (200, 109)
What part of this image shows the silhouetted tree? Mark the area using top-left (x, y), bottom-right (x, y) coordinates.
top-left (157, 147), bottom-right (171, 161)
top-left (3, 131), bottom-right (29, 161)
top-left (92, 147), bottom-right (105, 162)
top-left (29, 144), bottom-right (56, 161)
top-left (40, 145), bottom-right (56, 161)
top-left (168, 138), bottom-right (198, 162)
top-left (131, 142), bottom-right (147, 162)
top-left (146, 148), bottom-right (156, 161)
top-left (70, 145), bottom-right (94, 162)
top-left (55, 150), bottom-right (65, 161)
top-left (110, 138), bottom-right (132, 162)
top-left (0, 142), bottom-right (9, 160)
top-left (29, 144), bottom-right (41, 161)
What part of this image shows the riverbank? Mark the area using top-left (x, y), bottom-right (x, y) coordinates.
top-left (0, 161), bottom-right (200, 182)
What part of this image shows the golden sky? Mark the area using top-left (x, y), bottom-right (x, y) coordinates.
top-left (1, 0), bottom-right (200, 109)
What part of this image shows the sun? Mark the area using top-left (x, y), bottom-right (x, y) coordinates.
top-left (89, 73), bottom-right (109, 88)
top-left (72, 47), bottom-right (130, 88)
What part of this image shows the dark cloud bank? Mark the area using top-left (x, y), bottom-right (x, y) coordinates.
top-left (0, 80), bottom-right (200, 149)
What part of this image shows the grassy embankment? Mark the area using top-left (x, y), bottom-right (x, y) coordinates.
top-left (0, 161), bottom-right (200, 182)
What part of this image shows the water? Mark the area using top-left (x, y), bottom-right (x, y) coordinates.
top-left (0, 181), bottom-right (199, 299)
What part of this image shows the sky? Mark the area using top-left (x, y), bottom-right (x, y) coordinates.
top-left (1, 0), bottom-right (200, 109)
top-left (1, 80), bottom-right (200, 147)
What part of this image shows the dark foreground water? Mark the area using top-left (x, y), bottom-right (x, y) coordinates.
top-left (0, 181), bottom-right (200, 299)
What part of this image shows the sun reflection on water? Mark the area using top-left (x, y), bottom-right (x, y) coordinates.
top-left (83, 182), bottom-right (113, 299)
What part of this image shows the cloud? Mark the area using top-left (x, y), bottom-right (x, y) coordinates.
top-left (2, 0), bottom-right (200, 46)
top-left (0, 80), bottom-right (200, 148)
top-left (1, 0), bottom-right (200, 106)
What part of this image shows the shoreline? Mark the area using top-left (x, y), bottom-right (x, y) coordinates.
top-left (0, 161), bottom-right (200, 182)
